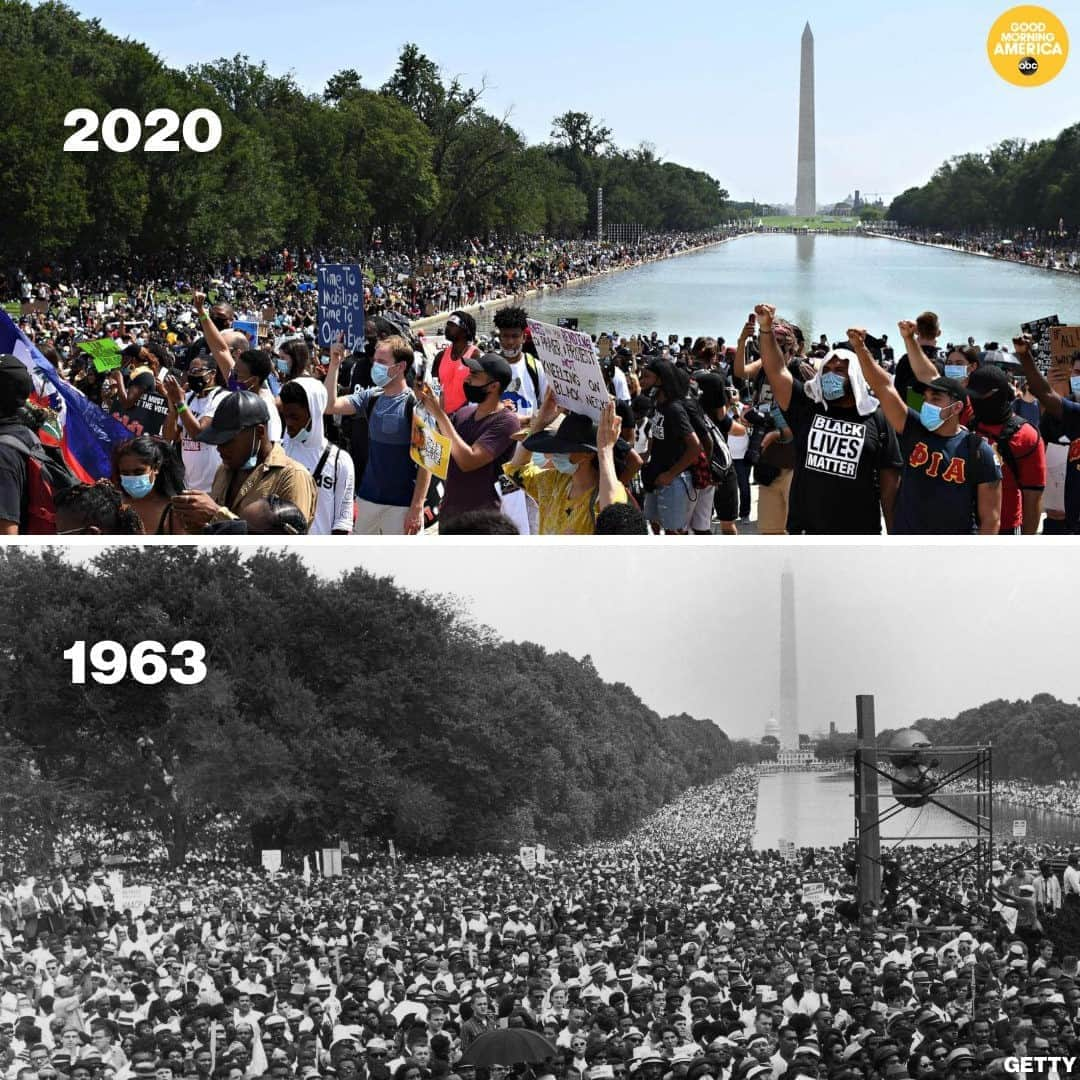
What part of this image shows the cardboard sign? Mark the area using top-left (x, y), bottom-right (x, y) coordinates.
top-left (597, 335), bottom-right (612, 359)
top-left (411, 412), bottom-right (451, 480)
top-left (520, 846), bottom-right (537, 872)
top-left (179, 899), bottom-right (193, 914)
top-left (261, 306), bottom-right (276, 322)
top-left (118, 886), bottom-right (152, 915)
top-left (76, 338), bottom-right (123, 373)
top-left (261, 850), bottom-right (282, 873)
top-left (1012, 820), bottom-right (1027, 838)
top-left (321, 848), bottom-right (342, 878)
top-left (1050, 326), bottom-right (1080, 365)
top-left (779, 839), bottom-right (798, 863)
top-left (802, 882), bottom-right (826, 908)
top-left (317, 264), bottom-right (365, 350)
top-left (628, 337), bottom-right (643, 357)
top-left (526, 319), bottom-right (610, 421)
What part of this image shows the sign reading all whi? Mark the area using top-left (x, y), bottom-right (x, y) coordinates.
top-left (526, 319), bottom-right (609, 421)
top-left (1051, 326), bottom-right (1080, 364)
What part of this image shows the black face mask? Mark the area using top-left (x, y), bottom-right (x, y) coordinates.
top-left (188, 376), bottom-right (208, 393)
top-left (463, 381), bottom-right (494, 404)
top-left (971, 392), bottom-right (1011, 424)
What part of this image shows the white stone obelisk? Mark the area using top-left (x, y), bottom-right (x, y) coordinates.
top-left (795, 23), bottom-right (816, 217)
top-left (779, 565), bottom-right (799, 751)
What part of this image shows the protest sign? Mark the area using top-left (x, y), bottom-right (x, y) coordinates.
top-left (179, 899), bottom-right (193, 914)
top-left (597, 335), bottom-right (612, 359)
top-left (519, 846), bottom-right (537, 871)
top-left (321, 848), bottom-right (342, 878)
top-left (1012, 820), bottom-right (1027, 838)
top-left (1021, 315), bottom-right (1060, 356)
top-left (76, 338), bottom-right (123, 373)
top-left (779, 838), bottom-right (797, 863)
top-left (557, 317), bottom-right (580, 330)
top-left (233, 319), bottom-right (258, 346)
top-left (261, 850), bottom-right (282, 873)
top-left (1050, 326), bottom-right (1080, 365)
top-left (340, 840), bottom-right (350, 857)
top-left (317, 264), bottom-right (365, 350)
top-left (802, 882), bottom-right (826, 908)
top-left (106, 872), bottom-right (123, 897)
top-left (260, 306), bottom-right (276, 323)
top-left (411, 412), bottom-right (451, 480)
top-left (535, 843), bottom-right (547, 865)
top-left (118, 885), bottom-right (152, 915)
top-left (526, 319), bottom-right (609, 421)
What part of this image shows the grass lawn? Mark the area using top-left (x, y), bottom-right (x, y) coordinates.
top-left (758, 215), bottom-right (865, 232)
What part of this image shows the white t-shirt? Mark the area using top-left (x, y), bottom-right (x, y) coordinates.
top-left (505, 354), bottom-right (549, 419)
top-left (259, 386), bottom-right (283, 443)
top-left (611, 366), bottom-right (630, 402)
top-left (182, 390), bottom-right (224, 493)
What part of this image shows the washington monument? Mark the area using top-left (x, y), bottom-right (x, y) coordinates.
top-left (795, 22), bottom-right (816, 217)
top-left (779, 565), bottom-right (799, 751)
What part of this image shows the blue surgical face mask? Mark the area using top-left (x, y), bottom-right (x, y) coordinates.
top-left (371, 362), bottom-right (392, 388)
top-left (920, 401), bottom-right (947, 431)
top-left (531, 452), bottom-right (550, 469)
top-left (944, 365), bottom-right (968, 381)
top-left (120, 473), bottom-right (154, 500)
top-left (550, 454), bottom-right (578, 475)
top-left (821, 372), bottom-right (847, 401)
top-left (1071, 376), bottom-right (1080, 398)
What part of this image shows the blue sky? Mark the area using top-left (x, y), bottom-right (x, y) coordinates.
top-left (67, 0), bottom-right (1078, 205)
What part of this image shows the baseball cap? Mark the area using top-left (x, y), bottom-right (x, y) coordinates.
top-left (0, 354), bottom-right (33, 407)
top-left (921, 375), bottom-right (967, 400)
top-left (966, 365), bottom-right (1012, 398)
top-left (198, 390), bottom-right (270, 445)
top-left (463, 352), bottom-right (512, 390)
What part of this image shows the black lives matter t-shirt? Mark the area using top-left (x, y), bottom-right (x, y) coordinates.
top-left (783, 379), bottom-right (903, 534)
top-left (644, 399), bottom-right (694, 487)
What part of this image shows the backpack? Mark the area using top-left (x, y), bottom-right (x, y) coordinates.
top-left (975, 413), bottom-right (1028, 486)
top-left (683, 397), bottom-right (734, 490)
top-left (0, 432), bottom-right (80, 534)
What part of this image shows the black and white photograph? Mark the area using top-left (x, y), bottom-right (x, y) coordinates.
top-left (3, 544), bottom-right (1080, 1080)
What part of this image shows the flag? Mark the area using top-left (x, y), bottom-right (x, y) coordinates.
top-left (0, 309), bottom-right (133, 482)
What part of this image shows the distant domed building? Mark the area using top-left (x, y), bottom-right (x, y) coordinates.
top-left (764, 717), bottom-right (781, 742)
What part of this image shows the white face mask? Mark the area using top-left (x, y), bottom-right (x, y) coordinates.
top-left (501, 344), bottom-right (523, 359)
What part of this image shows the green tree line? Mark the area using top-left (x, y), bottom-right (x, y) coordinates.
top-left (888, 126), bottom-right (1080, 230)
top-left (880, 695), bottom-right (1080, 781)
top-left (0, 2), bottom-right (729, 268)
top-left (0, 549), bottom-right (734, 869)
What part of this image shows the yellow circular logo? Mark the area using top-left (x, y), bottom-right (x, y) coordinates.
top-left (988, 6), bottom-right (1069, 85)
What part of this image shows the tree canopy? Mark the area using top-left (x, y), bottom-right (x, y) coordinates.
top-left (888, 127), bottom-right (1080, 230)
top-left (0, 3), bottom-right (729, 267)
top-left (880, 695), bottom-right (1080, 781)
top-left (0, 549), bottom-right (734, 871)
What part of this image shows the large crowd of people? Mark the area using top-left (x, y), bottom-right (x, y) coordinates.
top-left (1, 229), bottom-right (1078, 535)
top-left (4, 766), bottom-right (1080, 1080)
top-left (866, 229), bottom-right (1080, 276)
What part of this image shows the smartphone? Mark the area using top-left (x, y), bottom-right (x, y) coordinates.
top-left (748, 314), bottom-right (756, 325)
